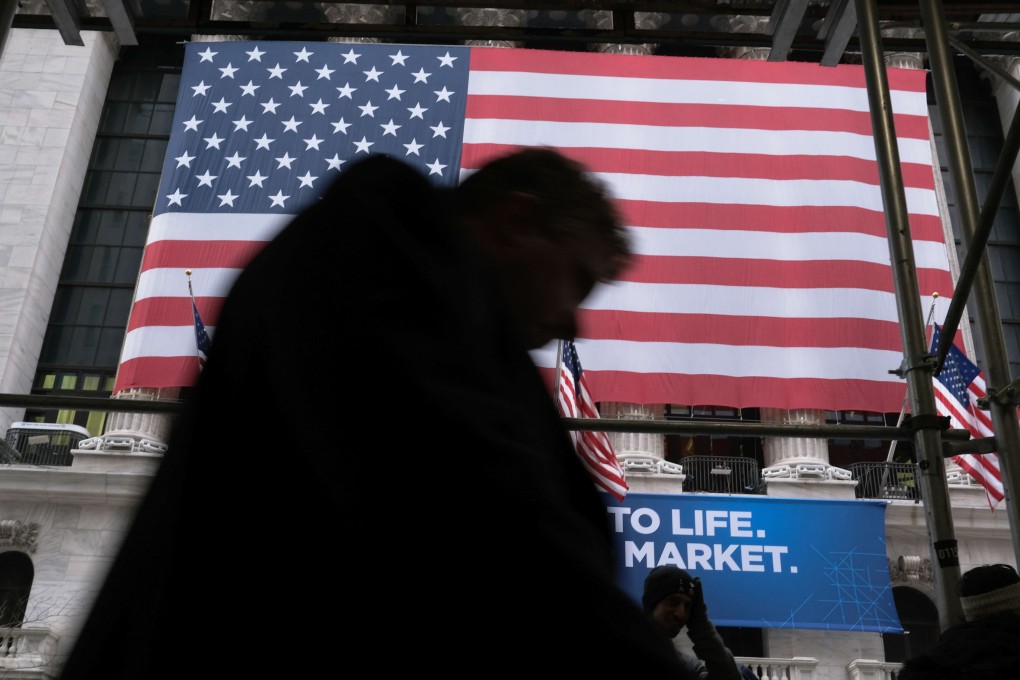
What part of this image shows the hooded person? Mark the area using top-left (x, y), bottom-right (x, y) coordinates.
top-left (642, 566), bottom-right (745, 680)
top-left (898, 564), bottom-right (1020, 680)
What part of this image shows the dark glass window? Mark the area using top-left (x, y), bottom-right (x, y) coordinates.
top-left (826, 410), bottom-right (900, 468)
top-left (718, 626), bottom-right (765, 659)
top-left (0, 552), bottom-right (33, 627)
top-left (663, 405), bottom-right (763, 466)
top-left (930, 57), bottom-right (1020, 380)
top-left (27, 38), bottom-right (184, 432)
top-left (884, 586), bottom-right (939, 662)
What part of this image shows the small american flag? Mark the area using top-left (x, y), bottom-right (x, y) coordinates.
top-left (557, 340), bottom-right (628, 500)
top-left (192, 295), bottom-right (211, 369)
top-left (930, 324), bottom-right (1003, 508)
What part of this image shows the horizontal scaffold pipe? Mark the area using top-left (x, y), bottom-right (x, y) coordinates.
top-left (0, 393), bottom-right (971, 443)
top-left (0, 393), bottom-right (183, 414)
top-left (561, 417), bottom-right (972, 442)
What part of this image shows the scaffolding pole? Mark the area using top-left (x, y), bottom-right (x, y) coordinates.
top-left (919, 0), bottom-right (1020, 574)
top-left (855, 0), bottom-right (963, 630)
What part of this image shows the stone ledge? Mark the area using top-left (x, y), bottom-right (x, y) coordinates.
top-left (0, 465), bottom-right (155, 505)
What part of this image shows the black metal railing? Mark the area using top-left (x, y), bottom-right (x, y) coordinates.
top-left (849, 461), bottom-right (921, 501)
top-left (2, 423), bottom-right (91, 467)
top-left (678, 455), bottom-right (762, 495)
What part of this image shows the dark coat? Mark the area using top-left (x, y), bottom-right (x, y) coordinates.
top-left (897, 613), bottom-right (1020, 680)
top-left (59, 154), bottom-right (690, 678)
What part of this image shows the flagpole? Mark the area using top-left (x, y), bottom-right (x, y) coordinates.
top-left (857, 0), bottom-right (964, 631)
top-left (186, 268), bottom-right (198, 365)
top-left (185, 269), bottom-right (211, 368)
top-left (553, 339), bottom-right (565, 398)
top-left (885, 293), bottom-right (941, 464)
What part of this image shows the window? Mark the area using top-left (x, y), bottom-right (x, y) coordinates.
top-left (27, 38), bottom-right (183, 432)
top-left (663, 405), bottom-right (763, 467)
top-left (718, 626), bottom-right (764, 658)
top-left (826, 411), bottom-right (905, 468)
top-left (884, 586), bottom-right (939, 662)
top-left (0, 552), bottom-right (33, 627)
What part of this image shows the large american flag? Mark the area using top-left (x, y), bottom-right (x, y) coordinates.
top-left (929, 324), bottom-right (1004, 508)
top-left (115, 40), bottom-right (954, 414)
top-left (558, 340), bottom-right (628, 500)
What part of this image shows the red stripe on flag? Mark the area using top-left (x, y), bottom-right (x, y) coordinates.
top-left (115, 356), bottom-right (202, 391)
top-left (464, 95), bottom-right (931, 139)
top-left (614, 202), bottom-right (945, 241)
top-left (953, 454), bottom-right (1004, 502)
top-left (461, 144), bottom-right (935, 188)
top-left (140, 240), bottom-right (268, 273)
top-left (623, 257), bottom-right (950, 292)
top-left (578, 311), bottom-right (905, 350)
top-left (546, 369), bottom-right (910, 413)
top-left (126, 297), bottom-right (224, 332)
top-left (464, 143), bottom-right (934, 187)
top-left (467, 45), bottom-right (928, 91)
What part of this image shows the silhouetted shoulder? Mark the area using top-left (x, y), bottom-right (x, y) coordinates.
top-left (318, 152), bottom-right (435, 207)
top-left (898, 614), bottom-right (1020, 680)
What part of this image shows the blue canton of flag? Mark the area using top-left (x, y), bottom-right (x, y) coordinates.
top-left (930, 325), bottom-right (982, 409)
top-left (192, 298), bottom-right (211, 368)
top-left (158, 41), bottom-right (471, 216)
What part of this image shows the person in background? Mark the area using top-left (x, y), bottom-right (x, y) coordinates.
top-left (957, 562), bottom-right (1020, 621)
top-left (897, 563), bottom-right (1020, 680)
top-left (57, 148), bottom-right (692, 679)
top-left (642, 565), bottom-right (746, 680)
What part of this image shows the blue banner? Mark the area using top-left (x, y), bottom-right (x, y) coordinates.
top-left (606, 493), bottom-right (902, 633)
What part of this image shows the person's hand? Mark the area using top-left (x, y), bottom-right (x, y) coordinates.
top-left (688, 576), bottom-right (709, 628)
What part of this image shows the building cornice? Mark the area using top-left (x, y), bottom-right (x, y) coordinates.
top-left (0, 459), bottom-right (157, 506)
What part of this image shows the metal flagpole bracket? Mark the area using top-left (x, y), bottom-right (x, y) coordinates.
top-left (943, 436), bottom-right (998, 458)
top-left (903, 413), bottom-right (952, 435)
top-left (980, 377), bottom-right (1020, 408)
top-left (889, 353), bottom-right (940, 379)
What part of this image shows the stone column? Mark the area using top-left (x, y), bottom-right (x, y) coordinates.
top-left (451, 7), bottom-right (528, 48)
top-left (880, 26), bottom-right (926, 71)
top-left (599, 401), bottom-right (666, 462)
top-left (0, 28), bottom-right (118, 433)
top-left (83, 387), bottom-right (175, 454)
top-left (597, 400), bottom-right (679, 492)
top-left (759, 408), bottom-right (836, 480)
